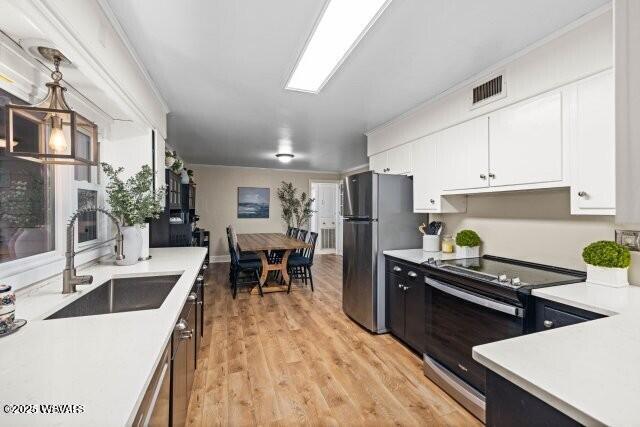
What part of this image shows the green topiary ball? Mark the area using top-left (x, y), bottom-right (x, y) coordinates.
top-left (456, 229), bottom-right (482, 247)
top-left (582, 241), bottom-right (631, 268)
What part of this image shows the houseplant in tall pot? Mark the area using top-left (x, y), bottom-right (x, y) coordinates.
top-left (102, 163), bottom-right (165, 265)
top-left (582, 240), bottom-right (631, 287)
top-left (455, 229), bottom-right (481, 258)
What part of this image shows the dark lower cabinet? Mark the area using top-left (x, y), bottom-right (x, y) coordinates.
top-left (486, 370), bottom-right (581, 427)
top-left (534, 297), bottom-right (604, 332)
top-left (386, 258), bottom-right (426, 354)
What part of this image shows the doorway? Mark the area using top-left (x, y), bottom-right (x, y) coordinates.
top-left (310, 180), bottom-right (342, 255)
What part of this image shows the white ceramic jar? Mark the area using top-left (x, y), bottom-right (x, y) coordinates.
top-left (0, 285), bottom-right (15, 334)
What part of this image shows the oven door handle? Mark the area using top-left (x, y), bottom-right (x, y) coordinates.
top-left (425, 277), bottom-right (524, 318)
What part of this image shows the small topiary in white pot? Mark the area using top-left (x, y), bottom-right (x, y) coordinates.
top-left (582, 240), bottom-right (631, 287)
top-left (455, 229), bottom-right (481, 258)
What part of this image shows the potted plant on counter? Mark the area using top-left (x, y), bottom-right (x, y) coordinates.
top-left (582, 240), bottom-right (631, 287)
top-left (101, 163), bottom-right (165, 265)
top-left (455, 229), bottom-right (481, 258)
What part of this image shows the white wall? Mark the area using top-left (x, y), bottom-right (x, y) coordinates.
top-left (615, 0), bottom-right (640, 225)
top-left (367, 7), bottom-right (612, 156)
top-left (188, 164), bottom-right (339, 259)
top-left (432, 189), bottom-right (640, 284)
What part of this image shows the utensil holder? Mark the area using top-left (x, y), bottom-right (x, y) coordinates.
top-left (423, 235), bottom-right (440, 252)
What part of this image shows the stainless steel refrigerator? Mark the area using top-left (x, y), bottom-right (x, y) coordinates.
top-left (341, 171), bottom-right (425, 333)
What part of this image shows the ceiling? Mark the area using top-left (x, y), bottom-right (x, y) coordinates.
top-left (106, 0), bottom-right (609, 172)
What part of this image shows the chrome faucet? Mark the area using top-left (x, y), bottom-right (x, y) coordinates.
top-left (63, 207), bottom-right (124, 294)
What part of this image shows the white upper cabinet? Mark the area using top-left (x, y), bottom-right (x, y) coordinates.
top-left (387, 143), bottom-right (412, 175)
top-left (369, 144), bottom-right (412, 175)
top-left (488, 92), bottom-right (563, 188)
top-left (412, 135), bottom-right (466, 213)
top-left (570, 70), bottom-right (615, 215)
top-left (437, 117), bottom-right (489, 191)
top-left (369, 151), bottom-right (387, 173)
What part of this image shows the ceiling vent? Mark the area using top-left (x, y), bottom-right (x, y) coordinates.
top-left (471, 73), bottom-right (505, 109)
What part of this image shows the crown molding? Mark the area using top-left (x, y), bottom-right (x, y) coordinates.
top-left (187, 162), bottom-right (340, 175)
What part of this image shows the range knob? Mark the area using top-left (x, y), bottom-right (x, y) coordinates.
top-left (498, 274), bottom-right (509, 283)
top-left (511, 277), bottom-right (521, 286)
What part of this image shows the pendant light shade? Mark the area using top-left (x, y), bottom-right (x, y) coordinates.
top-left (3, 49), bottom-right (98, 165)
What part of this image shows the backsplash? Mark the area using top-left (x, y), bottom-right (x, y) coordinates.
top-left (432, 189), bottom-right (640, 285)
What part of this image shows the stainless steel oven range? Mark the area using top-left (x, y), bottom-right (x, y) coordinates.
top-left (422, 255), bottom-right (585, 422)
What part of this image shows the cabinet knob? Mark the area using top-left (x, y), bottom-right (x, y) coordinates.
top-left (188, 292), bottom-right (197, 302)
top-left (407, 271), bottom-right (417, 278)
top-left (577, 191), bottom-right (587, 198)
top-left (403, 285), bottom-right (409, 291)
top-left (393, 266), bottom-right (402, 272)
top-left (398, 283), bottom-right (403, 289)
top-left (430, 199), bottom-right (435, 204)
top-left (479, 174), bottom-right (487, 180)
top-left (180, 329), bottom-right (193, 340)
top-left (488, 173), bottom-right (496, 179)
top-left (174, 319), bottom-right (188, 332)
top-left (543, 320), bottom-right (554, 329)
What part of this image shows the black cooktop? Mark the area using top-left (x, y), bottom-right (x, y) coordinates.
top-left (423, 255), bottom-right (586, 290)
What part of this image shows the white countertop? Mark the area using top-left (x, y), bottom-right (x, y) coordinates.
top-left (0, 247), bottom-right (206, 427)
top-left (473, 282), bottom-right (640, 427)
top-left (383, 248), bottom-right (462, 264)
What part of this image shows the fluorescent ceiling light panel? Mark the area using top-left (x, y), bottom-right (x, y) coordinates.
top-left (286, 0), bottom-right (391, 93)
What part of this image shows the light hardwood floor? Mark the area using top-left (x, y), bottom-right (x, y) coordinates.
top-left (186, 254), bottom-right (481, 426)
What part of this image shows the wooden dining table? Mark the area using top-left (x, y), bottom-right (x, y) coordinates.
top-left (236, 232), bottom-right (311, 294)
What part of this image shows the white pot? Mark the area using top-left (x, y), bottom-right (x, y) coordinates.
top-left (165, 156), bottom-right (175, 168)
top-left (586, 264), bottom-right (629, 288)
top-left (456, 245), bottom-right (480, 258)
top-left (423, 235), bottom-right (440, 252)
top-left (116, 225), bottom-right (142, 266)
top-left (180, 169), bottom-right (189, 184)
top-left (139, 224), bottom-right (150, 261)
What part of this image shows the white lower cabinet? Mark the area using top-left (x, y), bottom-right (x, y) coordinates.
top-left (570, 70), bottom-right (615, 215)
top-left (488, 91), bottom-right (564, 188)
top-left (412, 135), bottom-right (466, 213)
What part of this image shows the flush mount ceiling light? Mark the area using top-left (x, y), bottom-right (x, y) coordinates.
top-left (4, 47), bottom-right (99, 165)
top-left (285, 0), bottom-right (392, 93)
top-left (276, 153), bottom-right (295, 163)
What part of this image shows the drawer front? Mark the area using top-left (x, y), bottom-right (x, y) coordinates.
top-left (388, 259), bottom-right (423, 283)
top-left (535, 298), bottom-right (604, 332)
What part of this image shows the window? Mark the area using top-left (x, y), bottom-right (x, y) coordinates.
top-left (74, 130), bottom-right (92, 183)
top-left (77, 189), bottom-right (97, 243)
top-left (0, 89), bottom-right (56, 264)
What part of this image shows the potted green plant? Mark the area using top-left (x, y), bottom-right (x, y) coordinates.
top-left (276, 181), bottom-right (316, 229)
top-left (582, 241), bottom-right (631, 287)
top-left (455, 229), bottom-right (481, 258)
top-left (164, 150), bottom-right (176, 168)
top-left (101, 163), bottom-right (165, 265)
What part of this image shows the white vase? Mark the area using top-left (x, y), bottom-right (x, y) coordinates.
top-left (180, 169), bottom-right (189, 184)
top-left (456, 245), bottom-right (480, 258)
top-left (139, 224), bottom-right (151, 261)
top-left (116, 225), bottom-right (142, 266)
top-left (586, 264), bottom-right (629, 287)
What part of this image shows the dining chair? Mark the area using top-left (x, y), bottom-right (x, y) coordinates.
top-left (286, 226), bottom-right (294, 237)
top-left (229, 240), bottom-right (263, 298)
top-left (226, 226), bottom-right (260, 286)
top-left (287, 231), bottom-right (318, 293)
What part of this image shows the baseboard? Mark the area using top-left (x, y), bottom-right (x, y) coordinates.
top-left (211, 255), bottom-right (230, 263)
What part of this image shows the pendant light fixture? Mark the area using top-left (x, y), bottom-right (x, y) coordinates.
top-left (3, 47), bottom-right (98, 165)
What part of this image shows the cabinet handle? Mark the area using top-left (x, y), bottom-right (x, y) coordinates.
top-left (398, 283), bottom-right (403, 289)
top-left (407, 271), bottom-right (417, 278)
top-left (457, 363), bottom-right (468, 372)
top-left (488, 173), bottom-right (496, 179)
top-left (543, 320), bottom-right (554, 329)
top-left (197, 275), bottom-right (204, 283)
top-left (479, 174), bottom-right (487, 180)
top-left (393, 266), bottom-right (402, 272)
top-left (577, 191), bottom-right (587, 198)
top-left (187, 292), bottom-right (197, 302)
top-left (430, 199), bottom-right (435, 204)
top-left (403, 285), bottom-right (409, 291)
top-left (174, 319), bottom-right (188, 332)
top-left (180, 329), bottom-right (193, 340)
top-left (201, 264), bottom-right (208, 270)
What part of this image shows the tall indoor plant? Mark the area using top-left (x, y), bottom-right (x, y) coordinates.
top-left (101, 163), bottom-right (165, 265)
top-left (276, 181), bottom-right (315, 229)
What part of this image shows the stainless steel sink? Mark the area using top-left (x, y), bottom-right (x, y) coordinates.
top-left (46, 275), bottom-right (182, 320)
